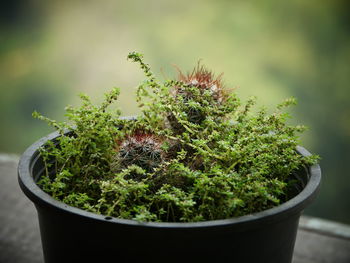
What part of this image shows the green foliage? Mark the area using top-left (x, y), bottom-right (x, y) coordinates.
top-left (33, 52), bottom-right (319, 222)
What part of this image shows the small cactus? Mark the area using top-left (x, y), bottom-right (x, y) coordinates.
top-left (168, 63), bottom-right (227, 131)
top-left (177, 62), bottom-right (226, 104)
top-left (113, 131), bottom-right (165, 180)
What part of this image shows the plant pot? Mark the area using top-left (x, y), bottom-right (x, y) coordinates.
top-left (18, 130), bottom-right (321, 263)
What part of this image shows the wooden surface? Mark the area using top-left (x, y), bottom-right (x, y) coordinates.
top-left (1, 154), bottom-right (349, 263)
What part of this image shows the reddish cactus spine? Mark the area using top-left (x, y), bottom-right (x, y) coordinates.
top-left (113, 131), bottom-right (165, 180)
top-left (177, 62), bottom-right (226, 104)
top-left (168, 63), bottom-right (227, 131)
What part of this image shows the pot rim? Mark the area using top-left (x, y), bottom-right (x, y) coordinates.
top-left (18, 130), bottom-right (321, 229)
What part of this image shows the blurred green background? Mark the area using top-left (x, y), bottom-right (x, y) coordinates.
top-left (1, 0), bottom-right (349, 224)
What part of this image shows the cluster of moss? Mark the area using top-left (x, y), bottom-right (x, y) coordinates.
top-left (33, 52), bottom-right (318, 222)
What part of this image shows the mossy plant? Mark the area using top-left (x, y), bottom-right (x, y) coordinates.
top-left (33, 52), bottom-right (319, 222)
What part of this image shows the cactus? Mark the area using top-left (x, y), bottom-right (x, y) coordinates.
top-left (113, 131), bottom-right (165, 180)
top-left (168, 63), bottom-right (228, 131)
top-left (177, 62), bottom-right (226, 104)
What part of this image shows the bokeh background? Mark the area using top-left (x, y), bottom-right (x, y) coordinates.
top-left (1, 0), bottom-right (349, 224)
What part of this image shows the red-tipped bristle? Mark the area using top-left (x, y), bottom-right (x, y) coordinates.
top-left (132, 130), bottom-right (155, 142)
top-left (115, 130), bottom-right (162, 152)
top-left (177, 62), bottom-right (224, 91)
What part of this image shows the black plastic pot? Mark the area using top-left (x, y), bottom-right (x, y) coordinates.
top-left (18, 130), bottom-right (321, 263)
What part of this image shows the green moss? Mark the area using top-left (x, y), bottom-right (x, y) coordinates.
top-left (33, 52), bottom-right (319, 222)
